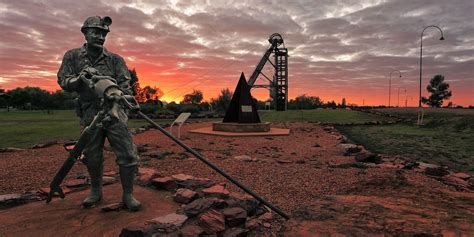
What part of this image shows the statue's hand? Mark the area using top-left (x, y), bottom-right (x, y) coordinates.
top-left (91, 75), bottom-right (117, 84)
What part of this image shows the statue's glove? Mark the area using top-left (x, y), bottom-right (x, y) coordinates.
top-left (91, 75), bottom-right (117, 84)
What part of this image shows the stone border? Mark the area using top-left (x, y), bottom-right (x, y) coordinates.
top-left (321, 124), bottom-right (474, 192)
top-left (120, 169), bottom-right (275, 236)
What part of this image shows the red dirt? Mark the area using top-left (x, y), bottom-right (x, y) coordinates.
top-left (0, 184), bottom-right (178, 237)
top-left (1, 121), bottom-right (473, 235)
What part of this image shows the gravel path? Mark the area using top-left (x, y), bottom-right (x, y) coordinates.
top-left (1, 121), bottom-right (473, 235)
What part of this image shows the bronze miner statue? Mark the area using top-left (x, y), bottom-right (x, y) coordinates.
top-left (57, 16), bottom-right (141, 211)
top-left (48, 16), bottom-right (289, 220)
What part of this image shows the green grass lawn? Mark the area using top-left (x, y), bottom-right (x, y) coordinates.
top-left (1, 108), bottom-right (472, 173)
top-left (259, 109), bottom-right (392, 124)
top-left (0, 110), bottom-right (172, 148)
top-left (338, 109), bottom-right (474, 172)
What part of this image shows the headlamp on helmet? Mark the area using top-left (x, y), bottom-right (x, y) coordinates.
top-left (81, 16), bottom-right (112, 34)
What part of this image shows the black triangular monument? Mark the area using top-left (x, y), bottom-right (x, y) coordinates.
top-left (223, 72), bottom-right (261, 123)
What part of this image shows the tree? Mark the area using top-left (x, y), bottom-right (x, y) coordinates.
top-left (326, 100), bottom-right (337, 109)
top-left (421, 74), bottom-right (452, 107)
top-left (181, 89), bottom-right (203, 105)
top-left (341, 98), bottom-right (347, 108)
top-left (6, 87), bottom-right (51, 110)
top-left (142, 86), bottom-right (164, 101)
top-left (288, 94), bottom-right (323, 110)
top-left (129, 69), bottom-right (141, 97)
top-left (210, 88), bottom-right (233, 111)
top-left (0, 88), bottom-right (9, 109)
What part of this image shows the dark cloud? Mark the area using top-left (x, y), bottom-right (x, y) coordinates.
top-left (0, 0), bottom-right (472, 105)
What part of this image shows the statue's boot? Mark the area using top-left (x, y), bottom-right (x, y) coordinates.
top-left (82, 163), bottom-right (103, 208)
top-left (120, 165), bottom-right (141, 211)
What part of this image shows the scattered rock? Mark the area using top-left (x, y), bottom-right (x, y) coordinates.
top-left (177, 178), bottom-right (216, 191)
top-left (198, 209), bottom-right (226, 234)
top-left (135, 144), bottom-right (149, 153)
top-left (222, 227), bottom-right (249, 237)
top-left (338, 143), bottom-right (357, 150)
top-left (202, 185), bottom-right (230, 198)
top-left (257, 212), bottom-right (273, 222)
top-left (222, 207), bottom-right (247, 227)
top-left (416, 162), bottom-right (440, 172)
top-left (452, 172), bottom-right (471, 180)
top-left (330, 163), bottom-right (367, 169)
top-left (103, 171), bottom-right (117, 176)
top-left (403, 162), bottom-right (418, 170)
top-left (262, 222), bottom-right (271, 228)
top-left (101, 202), bottom-right (123, 212)
top-left (140, 151), bottom-right (171, 160)
top-left (31, 141), bottom-right (57, 149)
top-left (443, 175), bottom-right (469, 190)
top-left (276, 159), bottom-right (293, 164)
top-left (102, 176), bottom-right (116, 185)
top-left (184, 198), bottom-right (215, 217)
top-left (355, 152), bottom-right (381, 163)
top-left (148, 213), bottom-right (188, 228)
top-left (244, 218), bottom-right (262, 230)
top-left (343, 144), bottom-right (363, 155)
top-left (38, 187), bottom-right (72, 196)
top-left (312, 143), bottom-right (321, 148)
top-left (172, 174), bottom-right (195, 182)
top-left (180, 224), bottom-right (204, 237)
top-left (0, 147), bottom-right (25, 152)
top-left (0, 193), bottom-right (25, 207)
top-left (173, 189), bottom-right (198, 204)
top-left (424, 167), bottom-right (449, 177)
top-left (64, 179), bottom-right (87, 188)
top-left (152, 177), bottom-right (177, 191)
top-left (136, 168), bottom-right (159, 186)
top-left (233, 155), bottom-right (256, 162)
top-left (228, 193), bottom-right (260, 216)
top-left (119, 225), bottom-right (147, 237)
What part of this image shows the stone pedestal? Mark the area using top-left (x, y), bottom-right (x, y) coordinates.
top-left (212, 122), bottom-right (271, 133)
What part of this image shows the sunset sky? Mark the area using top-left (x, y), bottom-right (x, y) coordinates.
top-left (0, 0), bottom-right (473, 106)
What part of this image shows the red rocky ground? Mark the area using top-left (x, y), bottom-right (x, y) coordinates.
top-left (0, 121), bottom-right (473, 236)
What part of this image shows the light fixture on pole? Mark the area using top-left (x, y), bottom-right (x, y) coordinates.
top-left (419, 25), bottom-right (445, 107)
top-left (389, 70), bottom-right (402, 107)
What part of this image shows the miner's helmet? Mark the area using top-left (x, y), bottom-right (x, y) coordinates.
top-left (81, 16), bottom-right (112, 34)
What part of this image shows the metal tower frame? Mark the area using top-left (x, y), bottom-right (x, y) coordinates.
top-left (247, 33), bottom-right (288, 111)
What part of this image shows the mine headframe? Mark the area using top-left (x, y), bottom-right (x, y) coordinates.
top-left (247, 33), bottom-right (288, 111)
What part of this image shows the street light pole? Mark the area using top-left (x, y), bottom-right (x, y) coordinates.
top-left (389, 70), bottom-right (402, 107)
top-left (419, 25), bottom-right (445, 107)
